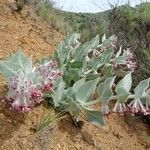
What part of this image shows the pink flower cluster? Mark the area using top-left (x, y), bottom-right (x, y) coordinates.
top-left (113, 49), bottom-right (137, 72)
top-left (6, 74), bottom-right (42, 112)
top-left (112, 101), bottom-right (129, 115)
top-left (5, 60), bottom-right (63, 113)
top-left (112, 98), bottom-right (150, 115)
top-left (102, 98), bottom-right (150, 116)
top-left (123, 49), bottom-right (137, 72)
top-left (102, 89), bottom-right (150, 116)
top-left (115, 99), bottom-right (150, 116)
top-left (35, 61), bottom-right (63, 92)
top-left (101, 102), bottom-right (128, 116)
top-left (128, 98), bottom-right (150, 115)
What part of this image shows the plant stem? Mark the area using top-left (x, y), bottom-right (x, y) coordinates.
top-left (84, 69), bottom-right (93, 75)
top-left (128, 95), bottom-right (136, 99)
top-left (84, 99), bottom-right (101, 106)
top-left (83, 95), bottom-right (136, 107)
top-left (109, 94), bottom-right (136, 100)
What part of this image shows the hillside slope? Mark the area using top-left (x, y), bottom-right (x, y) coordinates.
top-left (0, 0), bottom-right (63, 61)
top-left (0, 1), bottom-right (149, 150)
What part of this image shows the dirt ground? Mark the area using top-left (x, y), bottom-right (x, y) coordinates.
top-left (0, 0), bottom-right (150, 150)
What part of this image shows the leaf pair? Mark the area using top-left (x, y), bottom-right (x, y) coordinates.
top-left (0, 50), bottom-right (33, 78)
top-left (74, 78), bottom-right (104, 126)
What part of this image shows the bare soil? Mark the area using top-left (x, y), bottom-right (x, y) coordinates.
top-left (0, 0), bottom-right (150, 150)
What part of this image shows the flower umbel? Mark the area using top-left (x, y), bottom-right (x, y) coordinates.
top-left (6, 73), bottom-right (42, 112)
top-left (128, 98), bottom-right (147, 115)
top-left (4, 60), bottom-right (62, 113)
top-left (123, 49), bottom-right (136, 72)
top-left (112, 101), bottom-right (129, 115)
top-left (101, 102), bottom-right (110, 115)
top-left (35, 60), bottom-right (63, 92)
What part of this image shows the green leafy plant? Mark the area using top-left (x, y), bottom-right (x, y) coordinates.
top-left (0, 34), bottom-right (149, 127)
top-left (45, 33), bottom-right (150, 126)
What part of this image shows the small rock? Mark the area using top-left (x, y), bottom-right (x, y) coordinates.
top-left (101, 126), bottom-right (110, 133)
top-left (113, 130), bottom-right (123, 139)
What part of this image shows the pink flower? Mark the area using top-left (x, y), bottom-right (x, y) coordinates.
top-left (128, 99), bottom-right (147, 115)
top-left (124, 49), bottom-right (133, 60)
top-left (6, 74), bottom-right (42, 112)
top-left (124, 49), bottom-right (136, 72)
top-left (42, 83), bottom-right (53, 92)
top-left (101, 103), bottom-right (110, 115)
top-left (11, 95), bottom-right (32, 113)
top-left (112, 101), bottom-right (129, 115)
top-left (30, 89), bottom-right (42, 102)
top-left (145, 89), bottom-right (150, 115)
top-left (126, 61), bottom-right (136, 72)
top-left (145, 99), bottom-right (150, 115)
top-left (4, 60), bottom-right (62, 112)
top-left (112, 48), bottom-right (136, 72)
top-left (35, 60), bottom-right (63, 91)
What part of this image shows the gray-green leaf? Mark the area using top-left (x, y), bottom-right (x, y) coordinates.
top-left (134, 78), bottom-right (150, 98)
top-left (88, 55), bottom-right (103, 70)
top-left (76, 78), bottom-right (99, 103)
top-left (97, 76), bottom-right (116, 102)
top-left (72, 78), bottom-right (85, 94)
top-left (115, 72), bottom-right (132, 95)
top-left (63, 97), bottom-right (81, 117)
top-left (51, 80), bottom-right (65, 107)
top-left (102, 48), bottom-right (114, 64)
top-left (57, 42), bottom-right (70, 64)
top-left (84, 107), bottom-right (104, 126)
top-left (74, 35), bottom-right (99, 60)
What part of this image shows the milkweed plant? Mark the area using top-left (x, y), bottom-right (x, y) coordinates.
top-left (0, 33), bottom-right (149, 126)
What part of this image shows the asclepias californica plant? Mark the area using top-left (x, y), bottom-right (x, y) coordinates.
top-left (0, 33), bottom-right (149, 126)
top-left (47, 33), bottom-right (150, 125)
